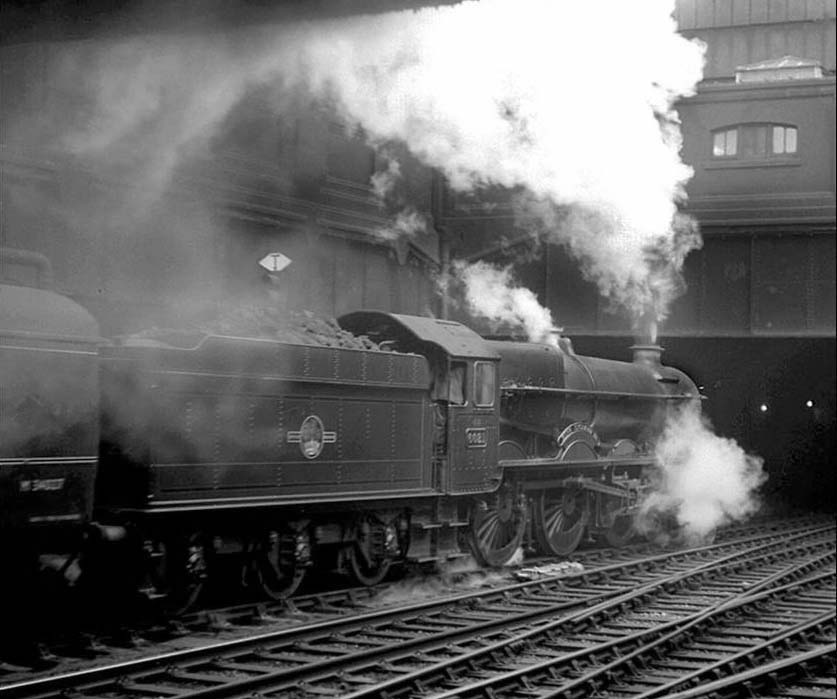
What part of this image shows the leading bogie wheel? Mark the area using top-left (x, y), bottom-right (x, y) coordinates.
top-left (600, 494), bottom-right (636, 548)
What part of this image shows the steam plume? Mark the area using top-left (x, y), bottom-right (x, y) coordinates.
top-left (454, 260), bottom-right (556, 343)
top-left (375, 208), bottom-right (429, 241)
top-left (370, 157), bottom-right (401, 202)
top-left (300, 0), bottom-right (704, 322)
top-left (639, 404), bottom-right (767, 540)
top-left (8, 0), bottom-right (705, 324)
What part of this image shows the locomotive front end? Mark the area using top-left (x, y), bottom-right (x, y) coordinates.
top-left (485, 331), bottom-right (701, 557)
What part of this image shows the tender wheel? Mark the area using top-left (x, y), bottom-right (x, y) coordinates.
top-left (600, 495), bottom-right (636, 548)
top-left (253, 528), bottom-right (310, 600)
top-left (346, 516), bottom-right (397, 586)
top-left (533, 488), bottom-right (588, 556)
top-left (469, 482), bottom-right (526, 567)
top-left (347, 545), bottom-right (391, 586)
top-left (144, 533), bottom-right (208, 616)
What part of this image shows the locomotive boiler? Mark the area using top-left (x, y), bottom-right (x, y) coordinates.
top-left (1, 256), bottom-right (701, 619)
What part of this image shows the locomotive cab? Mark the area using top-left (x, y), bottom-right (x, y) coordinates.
top-left (339, 312), bottom-right (502, 495)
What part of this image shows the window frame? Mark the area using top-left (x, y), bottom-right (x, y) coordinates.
top-left (713, 127), bottom-right (738, 157)
top-left (473, 361), bottom-right (497, 408)
top-left (448, 360), bottom-right (468, 406)
top-left (710, 122), bottom-right (798, 160)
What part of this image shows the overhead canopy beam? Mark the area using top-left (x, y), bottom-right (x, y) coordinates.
top-left (0, 0), bottom-right (463, 45)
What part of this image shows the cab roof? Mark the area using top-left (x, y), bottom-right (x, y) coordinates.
top-left (339, 311), bottom-right (499, 360)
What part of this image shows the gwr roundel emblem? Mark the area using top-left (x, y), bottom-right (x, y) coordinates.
top-left (287, 415), bottom-right (337, 459)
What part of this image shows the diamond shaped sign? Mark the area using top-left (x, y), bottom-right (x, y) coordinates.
top-left (259, 252), bottom-right (292, 273)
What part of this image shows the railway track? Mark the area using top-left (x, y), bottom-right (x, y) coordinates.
top-left (2, 514), bottom-right (819, 681)
top-left (408, 563), bottom-right (834, 698)
top-left (1, 519), bottom-right (832, 698)
top-left (309, 534), bottom-right (836, 699)
top-left (657, 643), bottom-right (836, 699)
top-left (179, 513), bottom-right (806, 630)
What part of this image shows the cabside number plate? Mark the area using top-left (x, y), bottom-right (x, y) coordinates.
top-left (465, 428), bottom-right (488, 448)
top-left (19, 478), bottom-right (65, 492)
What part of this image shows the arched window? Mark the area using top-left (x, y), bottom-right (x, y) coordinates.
top-left (712, 123), bottom-right (797, 159)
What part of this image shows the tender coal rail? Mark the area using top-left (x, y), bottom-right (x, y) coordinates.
top-left (2, 523), bottom-right (832, 699)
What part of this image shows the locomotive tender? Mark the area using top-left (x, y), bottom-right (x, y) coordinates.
top-left (1, 250), bottom-right (700, 609)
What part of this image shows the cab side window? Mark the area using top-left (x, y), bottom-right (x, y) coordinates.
top-left (449, 361), bottom-right (467, 405)
top-left (474, 361), bottom-right (496, 407)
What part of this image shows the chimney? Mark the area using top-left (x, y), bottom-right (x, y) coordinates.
top-left (631, 342), bottom-right (664, 365)
top-left (631, 314), bottom-right (663, 365)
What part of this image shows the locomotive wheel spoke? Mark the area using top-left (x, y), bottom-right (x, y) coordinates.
top-left (534, 488), bottom-right (588, 556)
top-left (477, 515), bottom-right (500, 542)
top-left (253, 529), bottom-right (307, 600)
top-left (470, 483), bottom-right (526, 567)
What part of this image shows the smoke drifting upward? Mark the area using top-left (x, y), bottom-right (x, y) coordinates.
top-left (370, 157), bottom-right (402, 202)
top-left (376, 208), bottom-right (429, 241)
top-left (10, 0), bottom-right (705, 325)
top-left (454, 260), bottom-right (556, 343)
top-left (370, 156), bottom-right (431, 241)
top-left (515, 198), bottom-right (703, 327)
top-left (639, 403), bottom-right (767, 541)
top-left (299, 0), bottom-right (704, 323)
top-left (298, 0), bottom-right (703, 323)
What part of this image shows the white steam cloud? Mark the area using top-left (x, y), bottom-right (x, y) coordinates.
top-left (455, 260), bottom-right (556, 343)
top-left (639, 404), bottom-right (767, 540)
top-left (15, 0), bottom-right (705, 324)
top-left (375, 208), bottom-right (430, 242)
top-left (299, 0), bottom-right (705, 322)
top-left (370, 157), bottom-right (402, 202)
top-left (515, 200), bottom-right (702, 325)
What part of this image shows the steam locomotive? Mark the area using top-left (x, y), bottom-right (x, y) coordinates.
top-left (1, 248), bottom-right (700, 615)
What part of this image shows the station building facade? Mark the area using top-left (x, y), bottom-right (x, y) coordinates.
top-left (671, 0), bottom-right (835, 508)
top-left (0, 5), bottom-right (443, 336)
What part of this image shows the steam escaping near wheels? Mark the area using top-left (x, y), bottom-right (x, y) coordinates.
top-left (637, 403), bottom-right (768, 543)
